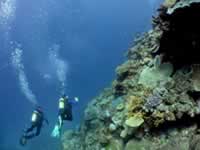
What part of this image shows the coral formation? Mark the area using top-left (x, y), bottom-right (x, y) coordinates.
top-left (125, 115), bottom-right (144, 128)
top-left (61, 0), bottom-right (200, 149)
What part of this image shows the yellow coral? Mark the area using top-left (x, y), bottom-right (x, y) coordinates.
top-left (125, 89), bottom-right (153, 128)
top-left (126, 96), bottom-right (143, 112)
top-left (142, 87), bottom-right (153, 97)
top-left (164, 112), bottom-right (176, 121)
top-left (152, 111), bottom-right (165, 127)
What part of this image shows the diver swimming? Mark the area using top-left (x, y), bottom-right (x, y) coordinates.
top-left (51, 94), bottom-right (79, 138)
top-left (20, 106), bottom-right (49, 146)
top-left (18, 91), bottom-right (79, 146)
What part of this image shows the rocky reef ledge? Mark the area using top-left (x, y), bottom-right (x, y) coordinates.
top-left (62, 0), bottom-right (200, 149)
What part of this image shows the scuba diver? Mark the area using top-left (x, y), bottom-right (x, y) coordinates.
top-left (20, 106), bottom-right (49, 146)
top-left (51, 94), bottom-right (79, 138)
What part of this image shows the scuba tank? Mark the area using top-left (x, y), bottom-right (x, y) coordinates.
top-left (59, 98), bottom-right (65, 109)
top-left (31, 109), bottom-right (43, 124)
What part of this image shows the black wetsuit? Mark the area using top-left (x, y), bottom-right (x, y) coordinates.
top-left (59, 101), bottom-right (73, 121)
top-left (24, 110), bottom-right (48, 139)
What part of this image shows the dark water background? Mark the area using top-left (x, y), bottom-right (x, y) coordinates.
top-left (0, 0), bottom-right (163, 149)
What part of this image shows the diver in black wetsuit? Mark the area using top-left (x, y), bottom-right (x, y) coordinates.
top-left (51, 94), bottom-right (79, 138)
top-left (20, 106), bottom-right (48, 146)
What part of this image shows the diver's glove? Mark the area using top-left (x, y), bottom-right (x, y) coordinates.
top-left (74, 97), bottom-right (79, 102)
top-left (51, 124), bottom-right (61, 138)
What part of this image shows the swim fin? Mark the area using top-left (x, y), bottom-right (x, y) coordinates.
top-left (51, 124), bottom-right (61, 138)
top-left (19, 135), bottom-right (27, 146)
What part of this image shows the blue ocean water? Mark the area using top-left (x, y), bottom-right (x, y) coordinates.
top-left (0, 0), bottom-right (163, 149)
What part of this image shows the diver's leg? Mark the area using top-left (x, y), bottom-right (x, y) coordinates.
top-left (58, 115), bottom-right (63, 128)
top-left (25, 124), bottom-right (34, 133)
top-left (24, 133), bottom-right (35, 139)
top-left (24, 124), bottom-right (36, 139)
top-left (58, 108), bottom-right (65, 127)
top-left (58, 115), bottom-right (64, 136)
top-left (35, 124), bottom-right (42, 136)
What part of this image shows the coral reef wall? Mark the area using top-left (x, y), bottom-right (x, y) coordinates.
top-left (62, 0), bottom-right (200, 149)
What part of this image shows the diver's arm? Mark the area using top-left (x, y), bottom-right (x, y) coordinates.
top-left (68, 97), bottom-right (79, 104)
top-left (45, 118), bottom-right (49, 125)
top-left (44, 115), bottom-right (49, 125)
